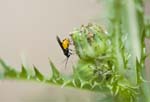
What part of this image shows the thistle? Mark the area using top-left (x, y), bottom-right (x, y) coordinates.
top-left (70, 23), bottom-right (139, 102)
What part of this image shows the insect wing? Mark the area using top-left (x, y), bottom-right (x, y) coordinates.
top-left (56, 36), bottom-right (65, 52)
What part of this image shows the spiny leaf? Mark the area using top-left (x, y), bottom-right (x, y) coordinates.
top-left (0, 59), bottom-right (18, 78)
top-left (49, 59), bottom-right (60, 79)
top-left (33, 66), bottom-right (44, 81)
top-left (0, 58), bottom-right (10, 71)
top-left (48, 59), bottom-right (65, 84)
top-left (19, 65), bottom-right (28, 78)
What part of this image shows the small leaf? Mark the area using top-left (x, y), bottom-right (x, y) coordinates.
top-left (0, 59), bottom-right (18, 78)
top-left (0, 58), bottom-right (10, 71)
top-left (33, 66), bottom-right (44, 81)
top-left (49, 59), bottom-right (60, 79)
top-left (19, 65), bottom-right (28, 78)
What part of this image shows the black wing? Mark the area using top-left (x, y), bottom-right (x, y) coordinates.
top-left (56, 35), bottom-right (67, 53)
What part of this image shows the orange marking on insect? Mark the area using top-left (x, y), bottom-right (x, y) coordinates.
top-left (62, 38), bottom-right (70, 49)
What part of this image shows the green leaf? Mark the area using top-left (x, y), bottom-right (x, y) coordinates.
top-left (0, 58), bottom-right (18, 78)
top-left (0, 58), bottom-right (10, 71)
top-left (48, 59), bottom-right (64, 84)
top-left (49, 59), bottom-right (60, 79)
top-left (33, 66), bottom-right (44, 81)
top-left (19, 65), bottom-right (28, 78)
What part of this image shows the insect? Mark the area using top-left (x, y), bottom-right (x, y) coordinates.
top-left (56, 35), bottom-right (72, 68)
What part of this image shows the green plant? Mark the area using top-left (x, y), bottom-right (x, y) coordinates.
top-left (0, 0), bottom-right (150, 102)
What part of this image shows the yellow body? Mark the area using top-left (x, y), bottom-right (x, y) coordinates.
top-left (62, 38), bottom-right (70, 49)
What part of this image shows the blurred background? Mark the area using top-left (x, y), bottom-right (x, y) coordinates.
top-left (0, 0), bottom-right (149, 102)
